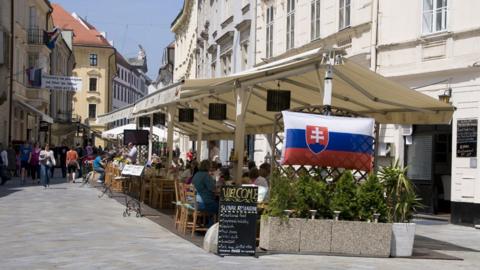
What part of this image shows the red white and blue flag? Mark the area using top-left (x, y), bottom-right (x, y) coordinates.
top-left (281, 111), bottom-right (375, 171)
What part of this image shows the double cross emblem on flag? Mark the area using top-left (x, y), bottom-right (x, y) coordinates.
top-left (306, 125), bottom-right (329, 154)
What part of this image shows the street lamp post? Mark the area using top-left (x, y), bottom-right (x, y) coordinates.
top-left (8, 0), bottom-right (14, 143)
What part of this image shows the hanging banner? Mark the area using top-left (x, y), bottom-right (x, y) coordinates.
top-left (41, 75), bottom-right (82, 92)
top-left (282, 111), bottom-right (375, 171)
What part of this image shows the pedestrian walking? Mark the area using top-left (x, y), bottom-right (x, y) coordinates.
top-left (75, 143), bottom-right (84, 178)
top-left (19, 142), bottom-right (32, 185)
top-left (30, 143), bottom-right (41, 184)
top-left (59, 144), bottom-right (68, 178)
top-left (0, 143), bottom-right (11, 185)
top-left (39, 144), bottom-right (56, 188)
top-left (49, 144), bottom-right (57, 178)
top-left (7, 145), bottom-right (17, 177)
top-left (66, 146), bottom-right (79, 183)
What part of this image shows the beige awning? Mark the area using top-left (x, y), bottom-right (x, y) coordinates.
top-left (97, 48), bottom-right (454, 140)
top-left (14, 95), bottom-right (54, 124)
top-left (174, 48), bottom-right (454, 139)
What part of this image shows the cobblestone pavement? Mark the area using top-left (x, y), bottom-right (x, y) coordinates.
top-left (1, 177), bottom-right (479, 270)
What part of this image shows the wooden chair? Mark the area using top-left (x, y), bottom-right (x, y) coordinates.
top-left (152, 179), bottom-right (175, 209)
top-left (173, 180), bottom-right (182, 229)
top-left (181, 185), bottom-right (209, 237)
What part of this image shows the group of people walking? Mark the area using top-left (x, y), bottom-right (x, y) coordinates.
top-left (0, 141), bottom-right (104, 188)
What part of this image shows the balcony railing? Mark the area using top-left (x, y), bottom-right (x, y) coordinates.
top-left (27, 28), bottom-right (46, 45)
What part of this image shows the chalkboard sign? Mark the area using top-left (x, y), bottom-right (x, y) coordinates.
top-left (457, 119), bottom-right (477, 157)
top-left (218, 186), bottom-right (258, 256)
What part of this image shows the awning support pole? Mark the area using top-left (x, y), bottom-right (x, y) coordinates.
top-left (148, 114), bottom-right (153, 161)
top-left (197, 99), bottom-right (204, 160)
top-left (234, 85), bottom-right (247, 184)
top-left (323, 63), bottom-right (333, 115)
top-left (167, 105), bottom-right (175, 170)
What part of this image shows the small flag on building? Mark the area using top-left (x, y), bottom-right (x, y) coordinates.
top-left (26, 67), bottom-right (42, 87)
top-left (45, 27), bottom-right (61, 49)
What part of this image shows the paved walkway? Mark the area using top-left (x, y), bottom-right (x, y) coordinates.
top-left (0, 177), bottom-right (479, 270)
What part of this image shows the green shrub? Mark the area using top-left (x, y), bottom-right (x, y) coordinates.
top-left (330, 171), bottom-right (359, 220)
top-left (294, 174), bottom-right (331, 218)
top-left (357, 174), bottom-right (387, 222)
top-left (265, 170), bottom-right (297, 217)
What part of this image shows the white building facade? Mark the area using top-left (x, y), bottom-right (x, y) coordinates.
top-left (254, 0), bottom-right (480, 225)
top-left (112, 52), bottom-right (148, 127)
top-left (195, 0), bottom-right (258, 163)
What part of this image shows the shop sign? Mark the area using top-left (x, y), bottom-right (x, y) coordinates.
top-left (457, 119), bottom-right (477, 157)
top-left (39, 121), bottom-right (49, 132)
top-left (121, 165), bottom-right (144, 176)
top-left (41, 75), bottom-right (82, 92)
top-left (218, 186), bottom-right (258, 257)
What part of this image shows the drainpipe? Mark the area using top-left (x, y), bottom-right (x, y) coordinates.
top-left (8, 0), bottom-right (14, 143)
top-left (370, 0), bottom-right (379, 72)
top-left (106, 49), bottom-right (117, 132)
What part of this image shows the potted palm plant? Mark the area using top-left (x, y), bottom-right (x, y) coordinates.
top-left (379, 161), bottom-right (422, 257)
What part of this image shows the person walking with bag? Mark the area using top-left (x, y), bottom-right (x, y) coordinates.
top-left (39, 144), bottom-right (56, 189)
top-left (30, 143), bottom-right (41, 184)
top-left (66, 146), bottom-right (79, 183)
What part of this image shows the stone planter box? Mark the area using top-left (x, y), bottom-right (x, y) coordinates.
top-left (260, 216), bottom-right (393, 257)
top-left (391, 223), bottom-right (416, 257)
top-left (331, 221), bottom-right (392, 257)
top-left (259, 216), bottom-right (305, 252)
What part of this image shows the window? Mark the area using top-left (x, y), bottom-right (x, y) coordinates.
top-left (266, 6), bottom-right (274, 58)
top-left (241, 43), bottom-right (248, 70)
top-left (89, 53), bottom-right (97, 66)
top-left (311, 0), bottom-right (321, 40)
top-left (89, 78), bottom-right (97, 91)
top-left (422, 0), bottom-right (447, 34)
top-left (286, 0), bottom-right (295, 50)
top-left (339, 0), bottom-right (351, 30)
top-left (211, 62), bottom-right (217, 78)
top-left (221, 54), bottom-right (232, 76)
top-left (88, 104), bottom-right (96, 118)
top-left (28, 6), bottom-right (37, 29)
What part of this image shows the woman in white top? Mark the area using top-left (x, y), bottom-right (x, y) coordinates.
top-left (39, 144), bottom-right (56, 188)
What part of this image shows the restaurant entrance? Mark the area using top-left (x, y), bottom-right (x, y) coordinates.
top-left (405, 125), bottom-right (452, 215)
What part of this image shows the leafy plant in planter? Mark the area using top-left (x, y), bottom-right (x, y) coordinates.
top-left (265, 170), bottom-right (297, 217)
top-left (357, 174), bottom-right (387, 222)
top-left (378, 161), bottom-right (422, 223)
top-left (330, 171), bottom-right (359, 220)
top-left (294, 174), bottom-right (331, 218)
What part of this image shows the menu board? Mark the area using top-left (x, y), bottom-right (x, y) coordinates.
top-left (121, 165), bottom-right (145, 176)
top-left (457, 119), bottom-right (477, 157)
top-left (218, 186), bottom-right (258, 256)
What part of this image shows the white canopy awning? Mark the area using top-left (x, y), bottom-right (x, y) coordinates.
top-left (14, 95), bottom-right (54, 124)
top-left (101, 124), bottom-right (167, 140)
top-left (96, 104), bottom-right (134, 125)
top-left (174, 48), bottom-right (454, 139)
top-left (97, 48), bottom-right (454, 140)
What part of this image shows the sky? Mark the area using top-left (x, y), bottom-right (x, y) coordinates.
top-left (52, 0), bottom-right (184, 79)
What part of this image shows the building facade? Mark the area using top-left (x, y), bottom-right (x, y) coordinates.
top-left (0, 0), bottom-right (11, 146)
top-left (49, 29), bottom-right (76, 146)
top-left (0, 0), bottom-right (63, 145)
top-left (194, 0), bottom-right (258, 163)
top-left (52, 4), bottom-right (116, 147)
top-left (253, 0), bottom-right (480, 224)
top-left (112, 50), bottom-right (149, 127)
top-left (172, 0), bottom-right (198, 82)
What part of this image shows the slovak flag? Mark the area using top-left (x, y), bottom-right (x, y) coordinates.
top-left (281, 111), bottom-right (375, 171)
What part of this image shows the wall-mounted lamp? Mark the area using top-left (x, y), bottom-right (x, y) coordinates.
top-left (439, 87), bottom-right (452, 103)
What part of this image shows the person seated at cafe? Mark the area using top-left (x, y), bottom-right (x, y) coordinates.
top-left (93, 152), bottom-right (107, 183)
top-left (247, 160), bottom-right (257, 171)
top-left (179, 163), bottom-right (192, 183)
top-left (192, 160), bottom-right (218, 227)
top-left (255, 163), bottom-right (271, 202)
